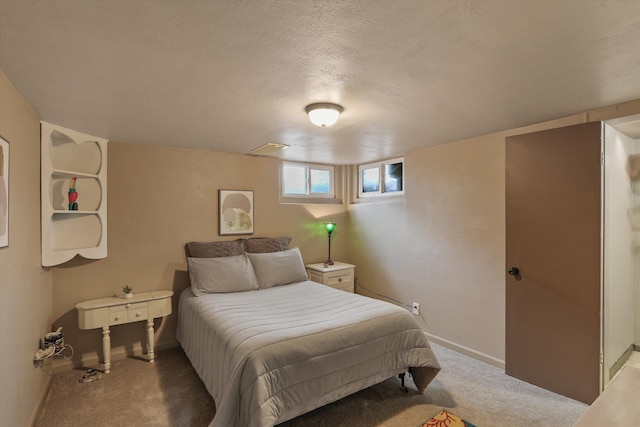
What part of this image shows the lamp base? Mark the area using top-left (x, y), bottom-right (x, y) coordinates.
top-left (324, 259), bottom-right (334, 267)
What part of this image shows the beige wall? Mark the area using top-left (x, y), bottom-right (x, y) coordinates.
top-left (0, 70), bottom-right (53, 425)
top-left (51, 141), bottom-right (349, 368)
top-left (349, 99), bottom-right (640, 366)
top-left (349, 135), bottom-right (506, 364)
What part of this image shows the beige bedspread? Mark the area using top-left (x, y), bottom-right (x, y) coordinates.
top-left (176, 280), bottom-right (440, 427)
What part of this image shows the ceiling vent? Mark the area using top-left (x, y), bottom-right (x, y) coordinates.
top-left (251, 142), bottom-right (290, 156)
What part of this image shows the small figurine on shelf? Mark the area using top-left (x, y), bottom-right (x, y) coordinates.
top-left (123, 285), bottom-right (133, 299)
top-left (68, 177), bottom-right (78, 210)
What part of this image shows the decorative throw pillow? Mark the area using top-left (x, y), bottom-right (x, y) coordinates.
top-left (187, 254), bottom-right (258, 295)
top-left (185, 239), bottom-right (245, 258)
top-left (244, 237), bottom-right (292, 253)
top-left (246, 247), bottom-right (308, 288)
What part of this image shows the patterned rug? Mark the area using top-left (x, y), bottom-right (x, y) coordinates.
top-left (420, 409), bottom-right (476, 427)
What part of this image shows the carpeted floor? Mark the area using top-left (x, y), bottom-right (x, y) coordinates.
top-left (35, 343), bottom-right (587, 426)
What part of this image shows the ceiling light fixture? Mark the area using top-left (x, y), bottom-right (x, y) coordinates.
top-left (305, 103), bottom-right (344, 127)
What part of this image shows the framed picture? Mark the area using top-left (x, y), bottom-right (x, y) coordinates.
top-left (0, 136), bottom-right (9, 248)
top-left (219, 189), bottom-right (254, 235)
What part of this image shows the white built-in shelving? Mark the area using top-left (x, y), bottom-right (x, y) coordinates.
top-left (41, 121), bottom-right (108, 266)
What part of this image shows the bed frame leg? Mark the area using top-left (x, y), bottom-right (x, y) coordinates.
top-left (399, 372), bottom-right (408, 393)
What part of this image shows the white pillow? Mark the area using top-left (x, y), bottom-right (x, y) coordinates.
top-left (246, 247), bottom-right (308, 288)
top-left (187, 254), bottom-right (259, 296)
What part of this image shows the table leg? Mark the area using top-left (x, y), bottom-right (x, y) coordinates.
top-left (147, 318), bottom-right (155, 362)
top-left (102, 327), bottom-right (111, 374)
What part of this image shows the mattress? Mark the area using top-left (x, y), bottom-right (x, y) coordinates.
top-left (176, 280), bottom-right (440, 427)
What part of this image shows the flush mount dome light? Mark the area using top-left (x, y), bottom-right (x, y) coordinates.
top-left (305, 102), bottom-right (344, 127)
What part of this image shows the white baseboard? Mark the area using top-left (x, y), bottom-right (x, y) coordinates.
top-left (609, 344), bottom-right (635, 381)
top-left (425, 332), bottom-right (505, 370)
top-left (30, 370), bottom-right (53, 427)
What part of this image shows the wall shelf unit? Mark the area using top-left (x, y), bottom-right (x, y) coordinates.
top-left (41, 121), bottom-right (108, 266)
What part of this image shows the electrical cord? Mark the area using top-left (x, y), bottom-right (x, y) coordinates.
top-left (55, 344), bottom-right (74, 360)
top-left (34, 344), bottom-right (74, 365)
top-left (34, 346), bottom-right (55, 361)
top-left (355, 279), bottom-right (412, 309)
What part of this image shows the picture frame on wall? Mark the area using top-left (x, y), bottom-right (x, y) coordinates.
top-left (0, 136), bottom-right (9, 248)
top-left (219, 189), bottom-right (254, 236)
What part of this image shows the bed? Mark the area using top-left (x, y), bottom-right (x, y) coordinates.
top-left (176, 238), bottom-right (441, 427)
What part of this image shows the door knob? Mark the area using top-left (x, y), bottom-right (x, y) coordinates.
top-left (508, 267), bottom-right (520, 276)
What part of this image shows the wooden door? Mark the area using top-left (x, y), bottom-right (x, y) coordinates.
top-left (505, 121), bottom-right (602, 404)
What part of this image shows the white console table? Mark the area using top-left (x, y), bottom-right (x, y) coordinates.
top-left (76, 290), bottom-right (173, 373)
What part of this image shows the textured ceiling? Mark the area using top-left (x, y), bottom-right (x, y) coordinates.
top-left (1, 0), bottom-right (640, 164)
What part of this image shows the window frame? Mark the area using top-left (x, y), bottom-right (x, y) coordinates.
top-left (357, 157), bottom-right (405, 198)
top-left (282, 161), bottom-right (335, 199)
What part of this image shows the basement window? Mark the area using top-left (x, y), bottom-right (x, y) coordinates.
top-left (282, 161), bottom-right (335, 199)
top-left (358, 157), bottom-right (404, 198)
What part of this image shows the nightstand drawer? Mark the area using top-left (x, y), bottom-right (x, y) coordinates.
top-left (128, 307), bottom-right (147, 321)
top-left (326, 270), bottom-right (354, 287)
top-left (331, 281), bottom-right (355, 293)
top-left (108, 302), bottom-right (146, 311)
top-left (108, 302), bottom-right (147, 325)
top-left (109, 310), bottom-right (129, 326)
top-left (305, 262), bottom-right (356, 293)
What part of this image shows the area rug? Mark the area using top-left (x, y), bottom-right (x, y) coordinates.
top-left (420, 409), bottom-right (476, 427)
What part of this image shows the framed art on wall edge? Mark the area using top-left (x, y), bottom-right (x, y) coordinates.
top-left (0, 136), bottom-right (9, 248)
top-left (219, 189), bottom-right (254, 235)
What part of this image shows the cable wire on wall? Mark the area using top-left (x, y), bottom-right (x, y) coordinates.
top-left (355, 279), bottom-right (412, 309)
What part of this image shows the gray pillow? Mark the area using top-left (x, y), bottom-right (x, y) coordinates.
top-left (245, 237), bottom-right (291, 253)
top-left (187, 254), bottom-right (258, 295)
top-left (185, 239), bottom-right (245, 258)
top-left (246, 247), bottom-right (308, 288)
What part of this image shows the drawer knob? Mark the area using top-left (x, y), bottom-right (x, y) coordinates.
top-left (135, 312), bottom-right (141, 317)
top-left (338, 277), bottom-right (343, 282)
top-left (114, 316), bottom-right (120, 321)
top-left (126, 303), bottom-right (131, 309)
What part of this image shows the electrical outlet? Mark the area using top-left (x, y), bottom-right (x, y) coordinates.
top-left (412, 302), bottom-right (420, 315)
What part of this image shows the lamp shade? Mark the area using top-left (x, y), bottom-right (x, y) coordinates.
top-left (324, 222), bottom-right (336, 234)
top-left (305, 103), bottom-right (343, 127)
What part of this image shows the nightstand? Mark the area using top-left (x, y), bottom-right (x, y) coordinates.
top-left (306, 262), bottom-right (355, 293)
top-left (76, 290), bottom-right (173, 373)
